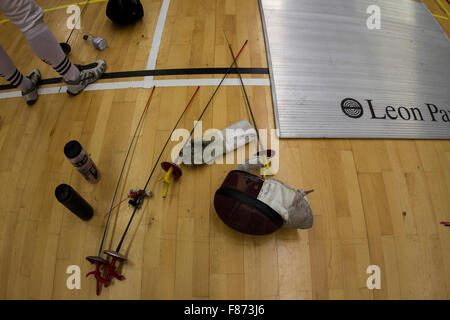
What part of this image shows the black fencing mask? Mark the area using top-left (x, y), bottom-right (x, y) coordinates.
top-left (106, 0), bottom-right (144, 25)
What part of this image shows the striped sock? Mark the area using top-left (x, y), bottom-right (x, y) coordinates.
top-left (0, 46), bottom-right (32, 92)
top-left (4, 69), bottom-right (32, 92)
top-left (25, 23), bottom-right (80, 82)
top-left (6, 69), bottom-right (24, 87)
top-left (53, 56), bottom-right (78, 79)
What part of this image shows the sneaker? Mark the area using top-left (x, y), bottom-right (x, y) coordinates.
top-left (66, 60), bottom-right (106, 96)
top-left (22, 69), bottom-right (41, 106)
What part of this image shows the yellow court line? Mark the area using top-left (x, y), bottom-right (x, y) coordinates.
top-left (435, 0), bottom-right (450, 18)
top-left (433, 13), bottom-right (450, 20)
top-left (0, 0), bottom-right (107, 24)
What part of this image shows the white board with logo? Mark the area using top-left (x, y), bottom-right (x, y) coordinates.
top-left (259, 0), bottom-right (450, 139)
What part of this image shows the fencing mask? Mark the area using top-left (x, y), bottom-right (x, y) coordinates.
top-left (106, 0), bottom-right (144, 25)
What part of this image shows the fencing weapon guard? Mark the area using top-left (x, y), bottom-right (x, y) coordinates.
top-left (159, 162), bottom-right (182, 198)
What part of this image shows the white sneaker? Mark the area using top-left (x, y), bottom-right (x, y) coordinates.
top-left (66, 60), bottom-right (106, 96)
top-left (22, 69), bottom-right (41, 106)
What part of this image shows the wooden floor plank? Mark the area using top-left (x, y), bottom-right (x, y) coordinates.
top-left (0, 0), bottom-right (449, 300)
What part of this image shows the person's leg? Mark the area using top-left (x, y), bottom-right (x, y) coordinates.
top-left (24, 19), bottom-right (106, 95)
top-left (0, 45), bottom-right (41, 105)
top-left (1, 0), bottom-right (106, 97)
top-left (24, 22), bottom-right (80, 82)
top-left (24, 21), bottom-right (106, 95)
top-left (0, 45), bottom-right (32, 92)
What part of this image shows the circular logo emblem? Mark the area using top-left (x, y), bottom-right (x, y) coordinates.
top-left (341, 98), bottom-right (363, 119)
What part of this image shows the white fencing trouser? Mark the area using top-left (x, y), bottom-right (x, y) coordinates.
top-left (0, 0), bottom-right (79, 91)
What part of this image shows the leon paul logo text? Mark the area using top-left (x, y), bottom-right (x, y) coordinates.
top-left (341, 98), bottom-right (450, 123)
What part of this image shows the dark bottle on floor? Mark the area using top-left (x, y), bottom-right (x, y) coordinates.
top-left (55, 184), bottom-right (94, 221)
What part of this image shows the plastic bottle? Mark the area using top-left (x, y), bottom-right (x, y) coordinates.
top-left (55, 184), bottom-right (94, 220)
top-left (64, 140), bottom-right (101, 184)
top-left (83, 34), bottom-right (107, 50)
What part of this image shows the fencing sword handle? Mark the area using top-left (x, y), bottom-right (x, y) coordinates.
top-left (158, 162), bottom-right (182, 198)
top-left (86, 256), bottom-right (110, 295)
top-left (261, 154), bottom-right (274, 178)
top-left (102, 250), bottom-right (127, 285)
top-left (159, 166), bottom-right (174, 198)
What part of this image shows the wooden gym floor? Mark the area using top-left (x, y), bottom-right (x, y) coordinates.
top-left (0, 0), bottom-right (449, 299)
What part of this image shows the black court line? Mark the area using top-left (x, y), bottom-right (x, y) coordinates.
top-left (0, 67), bottom-right (269, 91)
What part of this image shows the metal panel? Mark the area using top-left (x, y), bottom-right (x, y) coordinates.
top-left (259, 0), bottom-right (450, 139)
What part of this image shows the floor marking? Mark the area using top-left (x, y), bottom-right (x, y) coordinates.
top-left (145, 0), bottom-right (171, 83)
top-left (434, 13), bottom-right (449, 19)
top-left (0, 78), bottom-right (270, 100)
top-left (151, 78), bottom-right (270, 87)
top-left (436, 0), bottom-right (450, 18)
top-left (0, 0), bottom-right (107, 24)
top-left (0, 67), bottom-right (269, 91)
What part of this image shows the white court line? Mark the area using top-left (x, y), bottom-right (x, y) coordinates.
top-left (0, 78), bottom-right (270, 99)
top-left (145, 0), bottom-right (171, 83)
top-left (152, 78), bottom-right (270, 87)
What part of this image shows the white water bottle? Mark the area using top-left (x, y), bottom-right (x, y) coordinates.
top-left (83, 34), bottom-right (107, 50)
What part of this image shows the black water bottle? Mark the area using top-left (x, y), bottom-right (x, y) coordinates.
top-left (55, 184), bottom-right (94, 220)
